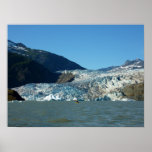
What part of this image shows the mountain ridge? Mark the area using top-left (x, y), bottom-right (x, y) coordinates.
top-left (8, 40), bottom-right (85, 72)
top-left (98, 58), bottom-right (144, 72)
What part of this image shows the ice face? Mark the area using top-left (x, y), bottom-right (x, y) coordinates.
top-left (13, 69), bottom-right (144, 101)
top-left (13, 83), bottom-right (87, 101)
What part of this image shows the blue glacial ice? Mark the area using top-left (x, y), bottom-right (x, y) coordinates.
top-left (13, 69), bottom-right (144, 101)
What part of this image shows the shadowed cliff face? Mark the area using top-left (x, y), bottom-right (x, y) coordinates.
top-left (8, 89), bottom-right (25, 101)
top-left (8, 52), bottom-right (60, 88)
top-left (122, 83), bottom-right (144, 101)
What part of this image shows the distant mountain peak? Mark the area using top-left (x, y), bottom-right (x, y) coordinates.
top-left (135, 58), bottom-right (142, 61)
top-left (98, 58), bottom-right (144, 72)
top-left (16, 42), bottom-right (27, 48)
top-left (123, 60), bottom-right (131, 65)
top-left (122, 58), bottom-right (144, 67)
top-left (8, 40), bottom-right (27, 48)
top-left (8, 40), bottom-right (16, 46)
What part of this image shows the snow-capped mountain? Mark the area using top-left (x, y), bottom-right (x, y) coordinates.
top-left (8, 40), bottom-right (85, 72)
top-left (8, 40), bottom-right (29, 54)
top-left (98, 58), bottom-right (144, 72)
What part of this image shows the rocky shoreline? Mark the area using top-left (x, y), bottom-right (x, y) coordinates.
top-left (8, 89), bottom-right (24, 101)
top-left (122, 83), bottom-right (144, 101)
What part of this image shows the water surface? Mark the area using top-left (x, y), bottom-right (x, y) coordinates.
top-left (8, 101), bottom-right (144, 127)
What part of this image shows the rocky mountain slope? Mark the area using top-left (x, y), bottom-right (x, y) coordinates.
top-left (122, 83), bottom-right (144, 101)
top-left (8, 52), bottom-right (60, 88)
top-left (56, 71), bottom-right (75, 83)
top-left (8, 40), bottom-right (85, 72)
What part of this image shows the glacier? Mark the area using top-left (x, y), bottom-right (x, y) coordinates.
top-left (13, 68), bottom-right (144, 101)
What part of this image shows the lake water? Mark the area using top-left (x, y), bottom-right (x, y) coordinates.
top-left (8, 101), bottom-right (144, 127)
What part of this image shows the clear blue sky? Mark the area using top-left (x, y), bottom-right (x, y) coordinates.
top-left (8, 25), bottom-right (144, 70)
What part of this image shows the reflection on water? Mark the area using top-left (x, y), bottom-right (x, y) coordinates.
top-left (8, 101), bottom-right (144, 127)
